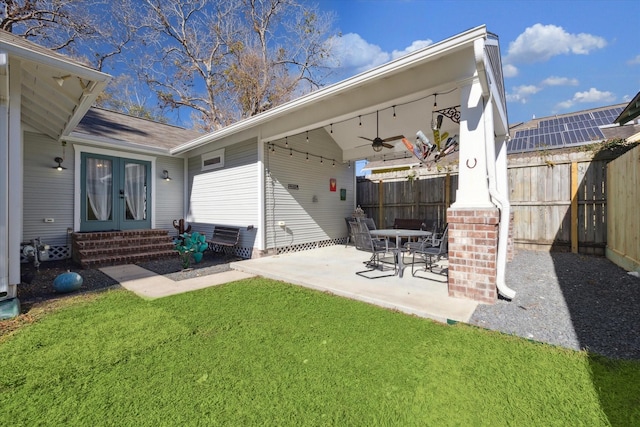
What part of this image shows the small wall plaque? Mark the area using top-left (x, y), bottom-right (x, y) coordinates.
top-left (288, 184), bottom-right (299, 190)
top-left (340, 188), bottom-right (346, 200)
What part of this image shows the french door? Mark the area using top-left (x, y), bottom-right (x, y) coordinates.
top-left (80, 153), bottom-right (151, 231)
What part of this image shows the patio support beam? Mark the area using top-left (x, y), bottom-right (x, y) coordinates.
top-left (451, 78), bottom-right (492, 209)
top-left (8, 57), bottom-right (22, 293)
top-left (0, 51), bottom-right (8, 297)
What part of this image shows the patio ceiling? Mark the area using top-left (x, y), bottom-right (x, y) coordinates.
top-left (174, 25), bottom-right (507, 164)
top-left (0, 30), bottom-right (110, 141)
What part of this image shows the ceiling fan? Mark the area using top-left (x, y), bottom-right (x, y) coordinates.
top-left (359, 110), bottom-right (404, 152)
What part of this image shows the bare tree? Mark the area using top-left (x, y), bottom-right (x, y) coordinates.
top-left (1, 0), bottom-right (135, 72)
top-left (135, 0), bottom-right (335, 131)
top-left (96, 75), bottom-right (168, 123)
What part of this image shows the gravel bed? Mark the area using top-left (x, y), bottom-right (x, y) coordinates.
top-left (469, 250), bottom-right (640, 360)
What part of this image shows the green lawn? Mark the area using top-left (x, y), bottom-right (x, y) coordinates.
top-left (1, 278), bottom-right (639, 426)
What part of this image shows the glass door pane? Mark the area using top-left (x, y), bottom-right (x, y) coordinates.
top-left (86, 157), bottom-right (113, 221)
top-left (124, 162), bottom-right (147, 221)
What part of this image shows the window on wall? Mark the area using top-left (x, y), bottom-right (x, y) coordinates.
top-left (202, 149), bottom-right (225, 171)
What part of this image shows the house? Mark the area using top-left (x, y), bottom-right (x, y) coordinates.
top-left (1, 25), bottom-right (512, 308)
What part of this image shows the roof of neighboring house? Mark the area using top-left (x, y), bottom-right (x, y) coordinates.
top-left (71, 107), bottom-right (202, 151)
top-left (614, 91), bottom-right (640, 125)
top-left (507, 103), bottom-right (631, 153)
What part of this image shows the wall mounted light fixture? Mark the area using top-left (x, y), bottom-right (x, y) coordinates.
top-left (53, 157), bottom-right (66, 171)
top-left (162, 170), bottom-right (172, 181)
top-left (53, 75), bottom-right (71, 87)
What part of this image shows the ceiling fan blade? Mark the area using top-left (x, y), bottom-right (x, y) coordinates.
top-left (358, 136), bottom-right (374, 142)
top-left (381, 135), bottom-right (404, 143)
top-left (382, 142), bottom-right (395, 149)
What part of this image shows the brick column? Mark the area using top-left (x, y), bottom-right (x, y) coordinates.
top-left (446, 207), bottom-right (499, 304)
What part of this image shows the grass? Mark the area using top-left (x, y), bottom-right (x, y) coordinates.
top-left (1, 278), bottom-right (639, 426)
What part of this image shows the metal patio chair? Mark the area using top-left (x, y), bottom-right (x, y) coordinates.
top-left (353, 220), bottom-right (398, 279)
top-left (409, 226), bottom-right (448, 280)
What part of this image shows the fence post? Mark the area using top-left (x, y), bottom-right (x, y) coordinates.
top-left (378, 180), bottom-right (384, 228)
top-left (571, 162), bottom-right (578, 253)
top-left (445, 173), bottom-right (451, 223)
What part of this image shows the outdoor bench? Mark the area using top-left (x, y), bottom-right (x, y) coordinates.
top-left (393, 218), bottom-right (426, 230)
top-left (206, 226), bottom-right (241, 253)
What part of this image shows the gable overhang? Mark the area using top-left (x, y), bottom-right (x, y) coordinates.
top-left (0, 30), bottom-right (110, 141)
top-left (172, 25), bottom-right (507, 163)
top-left (615, 91), bottom-right (640, 126)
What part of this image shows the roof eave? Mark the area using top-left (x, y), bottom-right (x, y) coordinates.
top-left (171, 25), bottom-right (489, 155)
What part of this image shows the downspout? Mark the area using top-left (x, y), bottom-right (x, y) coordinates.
top-left (0, 52), bottom-right (8, 299)
top-left (483, 94), bottom-right (516, 299)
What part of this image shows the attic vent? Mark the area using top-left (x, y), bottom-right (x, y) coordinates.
top-left (202, 148), bottom-right (225, 171)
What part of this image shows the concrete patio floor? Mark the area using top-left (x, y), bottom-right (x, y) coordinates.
top-left (100, 245), bottom-right (478, 324)
top-left (230, 245), bottom-right (478, 323)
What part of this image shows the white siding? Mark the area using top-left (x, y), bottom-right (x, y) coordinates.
top-left (155, 155), bottom-right (185, 234)
top-left (187, 138), bottom-right (259, 249)
top-left (265, 128), bottom-right (355, 250)
top-left (23, 132), bottom-right (75, 246)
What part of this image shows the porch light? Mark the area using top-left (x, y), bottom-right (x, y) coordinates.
top-left (54, 75), bottom-right (71, 87)
top-left (53, 157), bottom-right (66, 171)
top-left (162, 170), bottom-right (172, 181)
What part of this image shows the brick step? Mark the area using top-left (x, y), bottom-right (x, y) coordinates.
top-left (71, 229), bottom-right (176, 268)
top-left (77, 242), bottom-right (175, 258)
top-left (74, 235), bottom-right (174, 250)
top-left (80, 250), bottom-right (178, 269)
top-left (72, 229), bottom-right (170, 242)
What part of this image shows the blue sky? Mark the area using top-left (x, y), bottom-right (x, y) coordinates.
top-left (316, 0), bottom-right (639, 125)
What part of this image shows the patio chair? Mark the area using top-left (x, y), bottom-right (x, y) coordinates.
top-left (409, 226), bottom-right (448, 280)
top-left (353, 220), bottom-right (398, 279)
top-left (345, 217), bottom-right (357, 247)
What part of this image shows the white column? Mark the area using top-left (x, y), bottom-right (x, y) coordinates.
top-left (8, 58), bottom-right (22, 290)
top-left (451, 78), bottom-right (493, 208)
top-left (0, 52), bottom-right (9, 298)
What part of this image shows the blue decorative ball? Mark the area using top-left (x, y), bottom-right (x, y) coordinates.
top-left (53, 272), bottom-right (83, 293)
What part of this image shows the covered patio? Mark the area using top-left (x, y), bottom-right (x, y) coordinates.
top-left (231, 245), bottom-right (478, 323)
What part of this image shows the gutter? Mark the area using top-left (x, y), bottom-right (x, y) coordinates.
top-left (483, 93), bottom-right (516, 300)
top-left (475, 40), bottom-right (516, 299)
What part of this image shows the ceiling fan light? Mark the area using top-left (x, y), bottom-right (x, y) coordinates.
top-left (372, 144), bottom-right (383, 152)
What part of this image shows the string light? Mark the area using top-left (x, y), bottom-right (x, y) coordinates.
top-left (332, 159), bottom-right (335, 167)
top-left (263, 88), bottom-right (457, 163)
top-left (289, 148), bottom-right (293, 157)
top-left (320, 156), bottom-right (323, 164)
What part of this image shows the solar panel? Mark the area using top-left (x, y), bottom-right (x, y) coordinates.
top-left (508, 106), bottom-right (622, 153)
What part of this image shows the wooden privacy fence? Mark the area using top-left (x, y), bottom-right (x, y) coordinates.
top-left (356, 174), bottom-right (457, 230)
top-left (357, 156), bottom-right (609, 254)
top-left (606, 144), bottom-right (640, 271)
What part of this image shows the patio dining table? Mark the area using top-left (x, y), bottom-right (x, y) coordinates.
top-left (369, 229), bottom-right (431, 278)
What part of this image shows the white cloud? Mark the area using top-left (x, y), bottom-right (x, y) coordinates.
top-left (502, 64), bottom-right (518, 78)
top-left (628, 54), bottom-right (640, 65)
top-left (506, 84), bottom-right (541, 103)
top-left (555, 88), bottom-right (616, 110)
top-left (391, 39), bottom-right (433, 60)
top-left (541, 76), bottom-right (579, 86)
top-left (326, 33), bottom-right (389, 73)
top-left (505, 24), bottom-right (607, 64)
